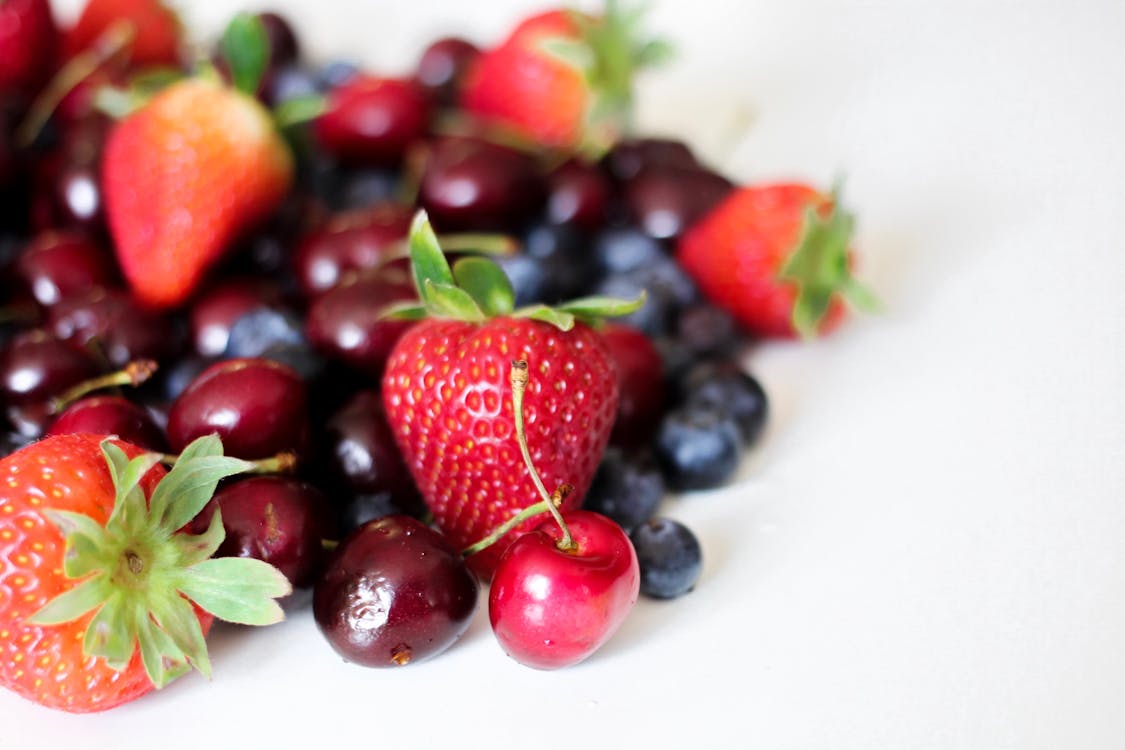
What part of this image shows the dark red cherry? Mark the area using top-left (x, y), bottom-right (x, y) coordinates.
top-left (0, 330), bottom-right (100, 437)
top-left (292, 202), bottom-right (412, 298)
top-left (193, 476), bottom-right (334, 589)
top-left (314, 515), bottom-right (478, 667)
top-left (47, 288), bottom-right (180, 367)
top-left (189, 278), bottom-right (284, 358)
top-left (15, 231), bottom-right (115, 307)
top-left (258, 11), bottom-right (300, 67)
top-left (625, 164), bottom-right (734, 240)
top-left (415, 37), bottom-right (480, 105)
top-left (305, 275), bottom-right (416, 378)
top-left (47, 394), bottom-right (167, 451)
top-left (602, 137), bottom-right (698, 183)
top-left (546, 159), bottom-right (611, 231)
top-left (602, 324), bottom-right (667, 447)
top-left (167, 357), bottom-right (309, 460)
top-left (314, 75), bottom-right (432, 167)
top-left (419, 137), bottom-right (545, 232)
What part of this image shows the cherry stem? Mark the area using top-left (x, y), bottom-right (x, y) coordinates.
top-left (16, 19), bottom-right (137, 146)
top-left (50, 359), bottom-right (158, 413)
top-left (155, 450), bottom-right (297, 475)
top-left (510, 360), bottom-right (576, 552)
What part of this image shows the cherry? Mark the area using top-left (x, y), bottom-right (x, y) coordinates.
top-left (258, 11), bottom-right (300, 67)
top-left (189, 278), bottom-right (284, 358)
top-left (601, 324), bottom-right (666, 447)
top-left (47, 287), bottom-right (180, 367)
top-left (625, 164), bottom-right (733, 241)
top-left (193, 476), bottom-right (334, 589)
top-left (489, 510), bottom-right (639, 670)
top-left (292, 202), bottom-right (412, 298)
top-left (602, 137), bottom-right (698, 183)
top-left (166, 357), bottom-right (309, 460)
top-left (419, 136), bottom-right (544, 231)
top-left (415, 37), bottom-right (480, 106)
top-left (313, 514), bottom-right (479, 667)
top-left (46, 394), bottom-right (167, 451)
top-left (0, 330), bottom-right (100, 437)
top-left (314, 75), bottom-right (432, 167)
top-left (15, 230), bottom-right (116, 307)
top-left (545, 158), bottom-right (611, 231)
top-left (305, 273), bottom-right (416, 377)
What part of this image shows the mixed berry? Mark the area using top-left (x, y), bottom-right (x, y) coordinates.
top-left (0, 0), bottom-right (873, 713)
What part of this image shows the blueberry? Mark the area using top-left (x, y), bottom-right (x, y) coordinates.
top-left (225, 307), bottom-right (307, 359)
top-left (593, 227), bottom-right (667, 276)
top-left (335, 166), bottom-right (401, 211)
top-left (595, 256), bottom-right (698, 337)
top-left (681, 360), bottom-right (768, 446)
top-left (675, 303), bottom-right (741, 359)
top-left (630, 518), bottom-right (703, 599)
top-left (318, 60), bottom-right (360, 88)
top-left (259, 342), bottom-right (328, 383)
top-left (655, 403), bottom-right (743, 491)
top-left (161, 355), bottom-right (212, 401)
top-left (522, 223), bottom-right (596, 301)
top-left (266, 64), bottom-right (323, 106)
top-left (584, 448), bottom-right (665, 532)
top-left (494, 253), bottom-right (550, 306)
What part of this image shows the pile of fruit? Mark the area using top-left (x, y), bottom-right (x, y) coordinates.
top-left (0, 0), bottom-right (872, 714)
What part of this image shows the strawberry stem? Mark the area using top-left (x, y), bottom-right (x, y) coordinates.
top-left (50, 358), bottom-right (158, 413)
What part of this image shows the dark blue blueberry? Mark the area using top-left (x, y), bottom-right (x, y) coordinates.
top-left (266, 64), bottom-right (323, 106)
top-left (161, 355), bottom-right (213, 401)
top-left (259, 343), bottom-right (328, 383)
top-left (595, 273), bottom-right (676, 336)
top-left (225, 307), bottom-right (307, 359)
top-left (318, 60), bottom-right (360, 89)
top-left (494, 253), bottom-right (550, 307)
top-left (681, 360), bottom-right (768, 446)
top-left (584, 448), bottom-right (665, 532)
top-left (592, 227), bottom-right (667, 276)
top-left (338, 489), bottom-right (427, 537)
top-left (522, 223), bottom-right (596, 301)
top-left (655, 403), bottom-right (743, 491)
top-left (335, 166), bottom-right (401, 211)
top-left (675, 302), bottom-right (741, 359)
top-left (630, 517), bottom-right (703, 599)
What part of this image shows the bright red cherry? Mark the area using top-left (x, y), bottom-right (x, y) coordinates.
top-left (15, 231), bottom-right (115, 307)
top-left (415, 37), bottom-right (480, 105)
top-left (47, 394), bottom-right (167, 451)
top-left (189, 278), bottom-right (284, 357)
top-left (314, 75), bottom-right (432, 167)
top-left (305, 274), bottom-right (416, 377)
top-left (292, 203), bottom-right (412, 298)
top-left (489, 509), bottom-right (640, 670)
top-left (47, 287), bottom-right (181, 367)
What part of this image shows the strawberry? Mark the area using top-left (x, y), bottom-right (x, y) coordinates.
top-left (63, 0), bottom-right (182, 68)
top-left (102, 76), bottom-right (293, 309)
top-left (0, 0), bottom-right (58, 101)
top-left (461, 1), bottom-right (671, 152)
top-left (0, 433), bottom-right (290, 713)
top-left (676, 183), bottom-right (877, 339)
top-left (381, 212), bottom-right (643, 578)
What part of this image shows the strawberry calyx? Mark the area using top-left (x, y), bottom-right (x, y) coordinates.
top-left (383, 210), bottom-right (644, 331)
top-left (27, 435), bottom-right (292, 689)
top-left (778, 184), bottom-right (879, 338)
top-left (540, 0), bottom-right (673, 156)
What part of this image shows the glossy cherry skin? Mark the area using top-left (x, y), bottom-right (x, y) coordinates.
top-left (47, 288), bottom-right (180, 367)
top-left (0, 330), bottom-right (100, 437)
top-left (625, 164), bottom-right (734, 241)
top-left (15, 231), bottom-right (115, 306)
top-left (602, 137), bottom-right (698, 183)
top-left (415, 37), bottom-right (480, 105)
top-left (315, 76), bottom-right (432, 167)
top-left (546, 159), bottom-right (611, 231)
top-left (193, 476), bottom-right (334, 589)
top-left (292, 203), bottom-right (412, 298)
top-left (166, 357), bottom-right (309, 459)
top-left (489, 510), bottom-right (640, 670)
top-left (314, 514), bottom-right (479, 667)
top-left (189, 278), bottom-right (284, 358)
top-left (305, 274), bottom-right (416, 377)
top-left (419, 137), bottom-right (545, 231)
top-left (46, 395), bottom-right (168, 451)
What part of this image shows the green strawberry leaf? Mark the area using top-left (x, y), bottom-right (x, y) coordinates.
top-left (555, 292), bottom-right (646, 319)
top-left (511, 305), bottom-right (576, 331)
top-left (149, 441), bottom-right (254, 534)
top-left (273, 94), bottom-right (328, 129)
top-left (409, 211), bottom-right (457, 305)
top-left (452, 257), bottom-right (516, 316)
top-left (27, 573), bottom-right (110, 626)
top-left (83, 591), bottom-right (133, 671)
top-left (221, 12), bottom-right (270, 96)
top-left (170, 507), bottom-right (226, 568)
top-left (173, 557), bottom-right (291, 625)
top-left (150, 590), bottom-right (212, 680)
top-left (377, 301), bottom-right (429, 321)
top-left (423, 279), bottom-right (486, 322)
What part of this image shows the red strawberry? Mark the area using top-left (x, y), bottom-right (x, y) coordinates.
top-left (676, 183), bottom-right (876, 339)
top-left (103, 77), bottom-right (293, 309)
top-left (0, 433), bottom-right (290, 712)
top-left (461, 2), bottom-right (670, 152)
top-left (0, 0), bottom-right (58, 100)
top-left (63, 0), bottom-right (182, 68)
top-left (381, 213), bottom-right (642, 578)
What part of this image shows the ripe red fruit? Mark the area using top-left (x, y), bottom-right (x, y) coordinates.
top-left (461, 5), bottom-right (669, 151)
top-left (314, 75), bottom-right (431, 167)
top-left (600, 323), bottom-right (665, 447)
top-left (676, 183), bottom-right (876, 339)
top-left (381, 213), bottom-right (640, 578)
top-left (489, 509), bottom-right (639, 669)
top-left (0, 0), bottom-right (58, 100)
top-left (102, 78), bottom-right (293, 309)
top-left (0, 433), bottom-right (290, 712)
top-left (63, 0), bottom-right (182, 68)
top-left (46, 394), bottom-right (167, 451)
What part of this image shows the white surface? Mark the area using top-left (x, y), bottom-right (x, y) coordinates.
top-left (6, 1), bottom-right (1125, 748)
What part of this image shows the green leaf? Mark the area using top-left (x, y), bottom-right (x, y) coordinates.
top-left (634, 38), bottom-right (675, 67)
top-left (511, 305), bottom-right (576, 331)
top-left (409, 211), bottom-right (456, 305)
top-left (220, 12), bottom-right (270, 95)
top-left (376, 301), bottom-right (429, 321)
top-left (150, 592), bottom-right (212, 681)
top-left (539, 37), bottom-right (594, 71)
top-left (101, 441), bottom-right (130, 526)
top-left (41, 508), bottom-right (115, 579)
top-left (555, 291), bottom-right (646, 318)
top-left (136, 606), bottom-right (189, 689)
top-left (175, 558), bottom-right (292, 625)
top-left (273, 94), bottom-right (327, 129)
top-left (423, 280), bottom-right (486, 322)
top-left (82, 591), bottom-right (134, 670)
top-left (452, 257), bottom-right (515, 316)
top-left (27, 574), bottom-right (110, 625)
top-left (150, 454), bottom-right (255, 535)
top-left (170, 507), bottom-right (226, 568)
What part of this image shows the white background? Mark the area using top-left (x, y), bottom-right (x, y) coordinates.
top-left (4, 1), bottom-right (1124, 748)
